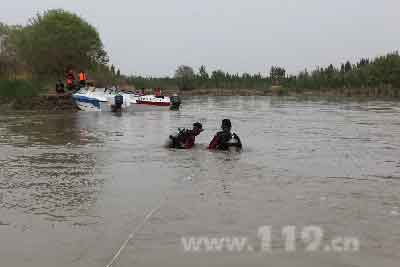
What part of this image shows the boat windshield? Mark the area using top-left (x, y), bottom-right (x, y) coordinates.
top-left (76, 88), bottom-right (88, 94)
top-left (94, 88), bottom-right (108, 94)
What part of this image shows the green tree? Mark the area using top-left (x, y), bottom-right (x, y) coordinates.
top-left (0, 23), bottom-right (22, 79)
top-left (270, 66), bottom-right (286, 85)
top-left (110, 64), bottom-right (116, 76)
top-left (198, 65), bottom-right (209, 79)
top-left (15, 9), bottom-right (108, 78)
top-left (174, 65), bottom-right (195, 90)
top-left (344, 61), bottom-right (352, 73)
top-left (211, 70), bottom-right (226, 88)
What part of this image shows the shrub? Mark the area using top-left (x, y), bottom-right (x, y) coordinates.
top-left (0, 79), bottom-right (45, 97)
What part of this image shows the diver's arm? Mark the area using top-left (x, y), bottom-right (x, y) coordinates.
top-left (233, 133), bottom-right (242, 149)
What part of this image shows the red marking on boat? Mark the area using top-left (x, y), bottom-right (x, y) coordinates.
top-left (136, 100), bottom-right (170, 106)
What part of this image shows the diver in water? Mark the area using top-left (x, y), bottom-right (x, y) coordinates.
top-left (168, 122), bottom-right (203, 149)
top-left (208, 119), bottom-right (242, 151)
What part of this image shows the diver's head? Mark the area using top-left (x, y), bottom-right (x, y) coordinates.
top-left (192, 122), bottom-right (203, 135)
top-left (221, 119), bottom-right (232, 131)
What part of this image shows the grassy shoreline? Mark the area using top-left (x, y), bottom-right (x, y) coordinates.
top-left (1, 86), bottom-right (399, 111)
top-left (166, 87), bottom-right (400, 98)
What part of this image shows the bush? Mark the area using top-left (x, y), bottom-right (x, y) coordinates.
top-left (0, 79), bottom-right (45, 97)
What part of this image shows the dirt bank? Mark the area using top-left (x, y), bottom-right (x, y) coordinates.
top-left (0, 94), bottom-right (78, 111)
top-left (1, 87), bottom-right (399, 112)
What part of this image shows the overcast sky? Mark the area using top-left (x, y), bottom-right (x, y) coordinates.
top-left (1, 0), bottom-right (399, 76)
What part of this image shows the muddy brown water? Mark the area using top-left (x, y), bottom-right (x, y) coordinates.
top-left (1, 96), bottom-right (400, 267)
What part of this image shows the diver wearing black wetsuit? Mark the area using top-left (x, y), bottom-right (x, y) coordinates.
top-left (208, 119), bottom-right (242, 151)
top-left (169, 122), bottom-right (203, 149)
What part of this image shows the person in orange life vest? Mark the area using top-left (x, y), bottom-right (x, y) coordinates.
top-left (66, 70), bottom-right (75, 91)
top-left (79, 70), bottom-right (87, 87)
top-left (155, 88), bottom-right (161, 97)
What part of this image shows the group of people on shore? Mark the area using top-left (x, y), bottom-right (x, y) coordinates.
top-left (56, 70), bottom-right (88, 93)
top-left (168, 119), bottom-right (242, 151)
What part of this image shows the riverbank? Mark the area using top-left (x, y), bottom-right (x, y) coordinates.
top-left (167, 87), bottom-right (400, 98)
top-left (1, 86), bottom-right (399, 111)
top-left (175, 88), bottom-right (270, 96)
top-left (0, 94), bottom-right (78, 111)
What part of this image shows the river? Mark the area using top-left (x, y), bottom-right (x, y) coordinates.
top-left (1, 96), bottom-right (400, 267)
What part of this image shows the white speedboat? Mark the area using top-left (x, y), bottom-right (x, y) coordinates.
top-left (133, 94), bottom-right (181, 111)
top-left (72, 87), bottom-right (134, 112)
top-left (72, 87), bottom-right (181, 112)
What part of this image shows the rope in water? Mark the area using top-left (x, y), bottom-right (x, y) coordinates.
top-left (104, 204), bottom-right (163, 267)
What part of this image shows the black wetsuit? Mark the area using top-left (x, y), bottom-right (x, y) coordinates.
top-left (169, 129), bottom-right (197, 149)
top-left (209, 130), bottom-right (242, 150)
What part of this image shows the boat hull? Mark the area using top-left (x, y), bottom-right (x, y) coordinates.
top-left (130, 103), bottom-right (171, 111)
top-left (73, 95), bottom-right (104, 111)
top-left (72, 89), bottom-right (179, 112)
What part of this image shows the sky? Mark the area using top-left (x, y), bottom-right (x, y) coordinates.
top-left (1, 0), bottom-right (399, 77)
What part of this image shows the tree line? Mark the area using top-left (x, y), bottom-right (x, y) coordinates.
top-left (284, 52), bottom-right (400, 93)
top-left (126, 65), bottom-right (273, 91)
top-left (125, 51), bottom-right (400, 95)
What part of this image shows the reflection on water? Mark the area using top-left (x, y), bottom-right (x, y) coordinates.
top-left (0, 151), bottom-right (98, 221)
top-left (0, 112), bottom-right (101, 146)
top-left (0, 112), bottom-right (105, 222)
top-left (1, 96), bottom-right (400, 266)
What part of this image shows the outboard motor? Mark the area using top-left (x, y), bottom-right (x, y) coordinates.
top-left (170, 95), bottom-right (181, 110)
top-left (112, 94), bottom-right (124, 112)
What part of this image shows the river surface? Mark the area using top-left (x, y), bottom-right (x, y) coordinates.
top-left (1, 96), bottom-right (400, 267)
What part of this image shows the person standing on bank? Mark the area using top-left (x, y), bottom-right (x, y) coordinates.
top-left (66, 70), bottom-right (76, 91)
top-left (79, 70), bottom-right (87, 87)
